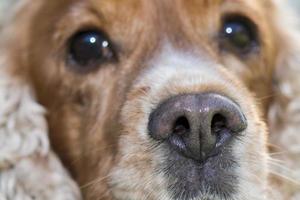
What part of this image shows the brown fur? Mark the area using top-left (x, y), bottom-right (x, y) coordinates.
top-left (2, 0), bottom-right (300, 199)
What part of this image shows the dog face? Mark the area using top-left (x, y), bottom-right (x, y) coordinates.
top-left (4, 0), bottom-right (298, 199)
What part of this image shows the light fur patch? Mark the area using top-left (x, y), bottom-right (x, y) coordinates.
top-left (112, 46), bottom-right (268, 200)
top-left (0, 54), bottom-right (81, 199)
top-left (268, 0), bottom-right (300, 198)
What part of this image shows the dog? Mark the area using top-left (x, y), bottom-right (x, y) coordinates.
top-left (0, 0), bottom-right (300, 199)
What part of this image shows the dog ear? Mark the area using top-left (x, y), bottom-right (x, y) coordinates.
top-left (268, 1), bottom-right (300, 198)
top-left (0, 4), bottom-right (82, 200)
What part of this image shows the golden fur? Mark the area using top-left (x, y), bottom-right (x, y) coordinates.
top-left (0, 0), bottom-right (300, 199)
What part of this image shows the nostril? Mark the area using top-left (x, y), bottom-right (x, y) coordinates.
top-left (211, 114), bottom-right (227, 135)
top-left (168, 116), bottom-right (190, 153)
top-left (173, 116), bottom-right (190, 136)
top-left (211, 113), bottom-right (238, 149)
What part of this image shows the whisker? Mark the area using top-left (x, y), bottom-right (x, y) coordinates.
top-left (80, 174), bottom-right (112, 189)
top-left (255, 93), bottom-right (276, 101)
top-left (269, 171), bottom-right (300, 186)
top-left (268, 161), bottom-right (300, 176)
top-left (267, 143), bottom-right (284, 150)
top-left (267, 157), bottom-right (286, 164)
top-left (268, 151), bottom-right (288, 156)
top-left (243, 158), bottom-right (300, 186)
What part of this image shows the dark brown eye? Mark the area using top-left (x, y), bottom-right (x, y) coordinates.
top-left (68, 30), bottom-right (116, 71)
top-left (220, 15), bottom-right (259, 54)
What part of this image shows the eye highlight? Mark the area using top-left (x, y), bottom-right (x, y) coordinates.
top-left (220, 15), bottom-right (259, 55)
top-left (68, 30), bottom-right (116, 72)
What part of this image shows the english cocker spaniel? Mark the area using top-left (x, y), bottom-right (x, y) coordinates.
top-left (0, 0), bottom-right (300, 200)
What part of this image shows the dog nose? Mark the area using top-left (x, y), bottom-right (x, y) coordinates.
top-left (148, 93), bottom-right (247, 162)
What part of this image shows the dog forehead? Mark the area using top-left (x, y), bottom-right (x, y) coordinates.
top-left (87, 0), bottom-right (271, 14)
top-left (35, 0), bottom-right (272, 20)
top-left (29, 0), bottom-right (273, 38)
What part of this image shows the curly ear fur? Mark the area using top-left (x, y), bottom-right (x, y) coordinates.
top-left (0, 71), bottom-right (81, 200)
top-left (0, 2), bottom-right (82, 200)
top-left (268, 1), bottom-right (300, 199)
top-left (1, 0), bottom-right (300, 200)
top-left (0, 0), bottom-right (20, 30)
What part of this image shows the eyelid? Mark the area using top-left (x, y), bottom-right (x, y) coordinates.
top-left (66, 29), bottom-right (118, 73)
top-left (221, 13), bottom-right (260, 40)
top-left (219, 14), bottom-right (260, 56)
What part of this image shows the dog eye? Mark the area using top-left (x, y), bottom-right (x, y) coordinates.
top-left (68, 30), bottom-right (115, 71)
top-left (220, 15), bottom-right (258, 54)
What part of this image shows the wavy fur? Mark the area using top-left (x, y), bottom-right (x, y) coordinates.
top-left (0, 0), bottom-right (300, 199)
top-left (0, 2), bottom-right (82, 199)
top-left (268, 1), bottom-right (300, 198)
